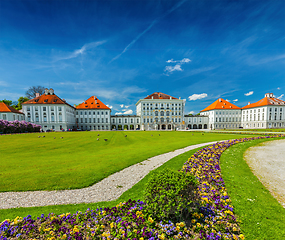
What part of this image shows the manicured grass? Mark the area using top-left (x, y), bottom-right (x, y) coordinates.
top-left (216, 128), bottom-right (285, 132)
top-left (0, 145), bottom-right (206, 221)
top-left (0, 131), bottom-right (254, 192)
top-left (220, 138), bottom-right (285, 239)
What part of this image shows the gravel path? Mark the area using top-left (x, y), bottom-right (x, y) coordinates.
top-left (0, 141), bottom-right (219, 209)
top-left (244, 139), bottom-right (285, 208)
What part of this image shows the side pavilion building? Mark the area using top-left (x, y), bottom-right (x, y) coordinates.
top-left (200, 98), bottom-right (242, 130)
top-left (241, 93), bottom-right (285, 129)
top-left (22, 88), bottom-right (76, 131)
top-left (0, 102), bottom-right (25, 121)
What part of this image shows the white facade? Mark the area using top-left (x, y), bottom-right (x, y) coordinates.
top-left (0, 111), bottom-right (25, 121)
top-left (22, 89), bottom-right (76, 131)
top-left (76, 109), bottom-right (111, 131)
top-left (184, 115), bottom-right (209, 129)
top-left (136, 93), bottom-right (186, 130)
top-left (111, 115), bottom-right (141, 130)
top-left (201, 109), bottom-right (242, 130)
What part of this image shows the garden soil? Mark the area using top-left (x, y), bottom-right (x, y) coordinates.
top-left (244, 139), bottom-right (285, 208)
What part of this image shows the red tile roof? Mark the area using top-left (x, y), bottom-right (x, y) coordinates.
top-left (242, 96), bottom-right (285, 109)
top-left (144, 92), bottom-right (178, 99)
top-left (201, 98), bottom-right (241, 112)
top-left (0, 102), bottom-right (24, 114)
top-left (76, 96), bottom-right (110, 110)
top-left (23, 93), bottom-right (69, 105)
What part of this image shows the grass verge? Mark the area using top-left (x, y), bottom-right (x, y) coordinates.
top-left (220, 138), bottom-right (285, 239)
top-left (0, 145), bottom-right (206, 222)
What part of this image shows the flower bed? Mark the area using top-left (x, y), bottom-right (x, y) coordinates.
top-left (0, 135), bottom-right (283, 239)
top-left (0, 120), bottom-right (41, 134)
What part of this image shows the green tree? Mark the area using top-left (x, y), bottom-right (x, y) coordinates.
top-left (0, 99), bottom-right (13, 106)
top-left (15, 96), bottom-right (29, 110)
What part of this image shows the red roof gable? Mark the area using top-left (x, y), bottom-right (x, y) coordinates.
top-left (242, 96), bottom-right (285, 109)
top-left (144, 92), bottom-right (178, 100)
top-left (22, 93), bottom-right (72, 107)
top-left (201, 98), bottom-right (241, 112)
top-left (76, 96), bottom-right (110, 110)
top-left (0, 102), bottom-right (24, 114)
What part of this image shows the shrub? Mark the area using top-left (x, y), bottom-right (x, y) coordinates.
top-left (144, 168), bottom-right (197, 223)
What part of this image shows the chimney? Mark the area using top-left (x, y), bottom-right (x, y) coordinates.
top-left (170, 97), bottom-right (172, 100)
top-left (73, 104), bottom-right (76, 108)
top-left (219, 98), bottom-right (222, 102)
top-left (36, 93), bottom-right (40, 98)
top-left (44, 88), bottom-right (49, 95)
top-left (248, 102), bottom-right (250, 105)
top-left (49, 88), bottom-right (54, 95)
top-left (152, 96), bottom-right (153, 99)
top-left (179, 97), bottom-right (181, 99)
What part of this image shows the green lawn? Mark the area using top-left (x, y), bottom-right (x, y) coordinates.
top-left (220, 138), bottom-right (285, 239)
top-left (0, 145), bottom-right (206, 221)
top-left (0, 131), bottom-right (255, 192)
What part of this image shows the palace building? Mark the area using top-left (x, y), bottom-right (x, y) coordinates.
top-left (4, 89), bottom-right (285, 131)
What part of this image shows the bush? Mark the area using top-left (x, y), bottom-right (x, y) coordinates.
top-left (144, 169), bottom-right (197, 223)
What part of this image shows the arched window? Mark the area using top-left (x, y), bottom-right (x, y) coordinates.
top-left (59, 113), bottom-right (62, 122)
top-left (155, 111), bottom-right (158, 116)
top-left (160, 111), bottom-right (164, 116)
top-left (51, 113), bottom-right (55, 122)
top-left (166, 111), bottom-right (169, 116)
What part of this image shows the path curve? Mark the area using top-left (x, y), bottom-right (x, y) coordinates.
top-left (0, 141), bottom-right (220, 209)
top-left (244, 139), bottom-right (285, 208)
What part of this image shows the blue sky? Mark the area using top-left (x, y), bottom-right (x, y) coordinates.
top-left (0, 0), bottom-right (284, 115)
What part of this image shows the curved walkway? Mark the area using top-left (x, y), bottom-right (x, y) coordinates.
top-left (244, 139), bottom-right (285, 208)
top-left (0, 141), bottom-right (220, 209)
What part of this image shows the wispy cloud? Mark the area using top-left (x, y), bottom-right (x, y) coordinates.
top-left (106, 105), bottom-right (113, 109)
top-left (233, 99), bottom-right (238, 102)
top-left (109, 0), bottom-right (187, 63)
top-left (188, 93), bottom-right (208, 101)
top-left (54, 41), bottom-right (106, 62)
top-left (120, 104), bottom-right (124, 108)
top-left (164, 58), bottom-right (191, 75)
top-left (244, 91), bottom-right (254, 96)
top-left (277, 87), bottom-right (281, 90)
top-left (277, 94), bottom-right (284, 100)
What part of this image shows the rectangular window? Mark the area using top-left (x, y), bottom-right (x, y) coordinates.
top-left (106, 118), bottom-right (108, 123)
top-left (58, 107), bottom-right (62, 111)
top-left (43, 107), bottom-right (46, 111)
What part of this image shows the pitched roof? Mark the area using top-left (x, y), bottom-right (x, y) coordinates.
top-left (242, 96), bottom-right (285, 109)
top-left (22, 93), bottom-right (74, 108)
top-left (76, 96), bottom-right (110, 110)
top-left (200, 98), bottom-right (241, 112)
top-left (0, 102), bottom-right (24, 114)
top-left (144, 92), bottom-right (178, 100)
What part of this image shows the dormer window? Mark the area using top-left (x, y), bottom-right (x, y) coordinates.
top-left (53, 99), bottom-right (57, 102)
top-left (44, 99), bottom-right (48, 102)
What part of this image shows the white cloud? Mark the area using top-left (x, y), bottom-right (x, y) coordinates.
top-left (244, 91), bottom-right (254, 96)
top-left (277, 87), bottom-right (281, 90)
top-left (233, 99), bottom-right (238, 102)
top-left (115, 109), bottom-right (133, 115)
top-left (226, 99), bottom-right (230, 102)
top-left (277, 94), bottom-right (284, 100)
top-left (106, 105), bottom-right (113, 109)
top-left (124, 105), bottom-right (129, 108)
top-left (124, 109), bottom-right (133, 115)
top-left (120, 104), bottom-right (124, 108)
top-left (164, 64), bottom-right (182, 74)
top-left (188, 93), bottom-right (208, 101)
top-left (181, 58), bottom-right (191, 63)
top-left (188, 111), bottom-right (195, 115)
top-left (164, 58), bottom-right (191, 75)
